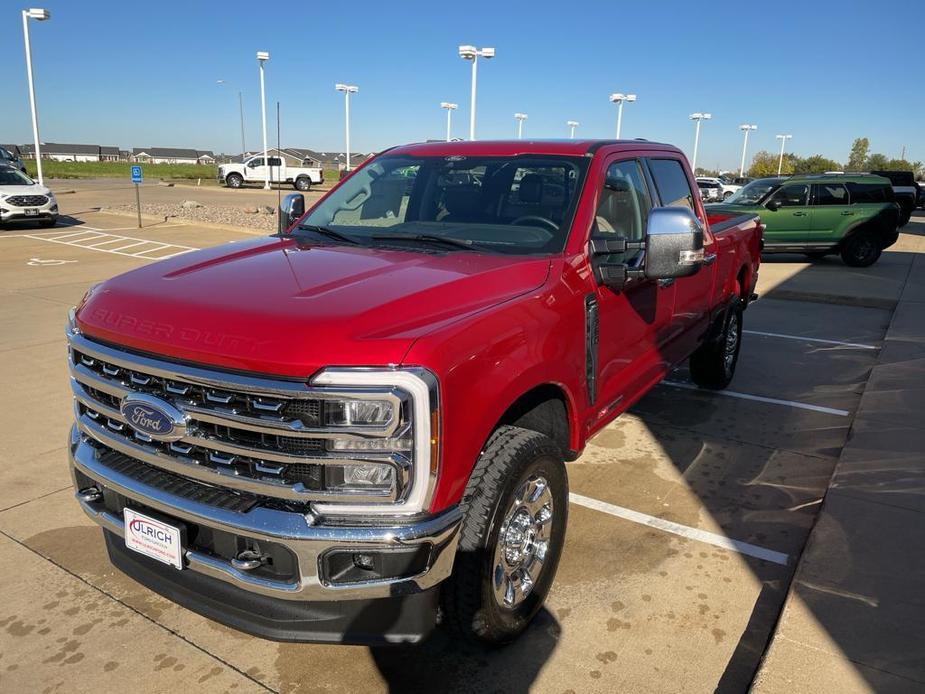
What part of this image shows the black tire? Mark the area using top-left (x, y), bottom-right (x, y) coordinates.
top-left (723, 191), bottom-right (733, 200)
top-left (442, 425), bottom-right (568, 645)
top-left (226, 173), bottom-right (244, 189)
top-left (294, 177), bottom-right (311, 192)
top-left (689, 296), bottom-right (743, 390)
top-left (840, 229), bottom-right (882, 267)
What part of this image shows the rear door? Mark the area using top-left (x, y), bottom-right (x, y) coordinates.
top-left (762, 183), bottom-right (812, 243)
top-left (811, 182), bottom-right (852, 242)
top-left (646, 157), bottom-right (718, 361)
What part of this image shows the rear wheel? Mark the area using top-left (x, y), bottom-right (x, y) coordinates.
top-left (226, 173), bottom-right (244, 189)
top-left (723, 191), bottom-right (733, 200)
top-left (690, 296), bottom-right (743, 390)
top-left (840, 230), bottom-right (882, 267)
top-left (442, 426), bottom-right (568, 645)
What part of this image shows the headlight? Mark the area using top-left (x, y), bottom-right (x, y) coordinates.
top-left (323, 398), bottom-right (394, 427)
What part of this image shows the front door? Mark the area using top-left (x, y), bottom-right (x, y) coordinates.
top-left (762, 183), bottom-right (812, 244)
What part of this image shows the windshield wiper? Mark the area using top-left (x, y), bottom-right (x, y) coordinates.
top-left (292, 224), bottom-right (361, 245)
top-left (371, 233), bottom-right (478, 252)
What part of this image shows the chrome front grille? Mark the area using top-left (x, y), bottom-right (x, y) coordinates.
top-left (67, 329), bottom-right (409, 507)
top-left (6, 194), bottom-right (48, 207)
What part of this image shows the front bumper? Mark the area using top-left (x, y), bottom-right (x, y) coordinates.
top-left (69, 426), bottom-right (461, 642)
top-left (0, 201), bottom-right (57, 222)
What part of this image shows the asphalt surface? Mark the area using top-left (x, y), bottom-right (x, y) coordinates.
top-left (1, 190), bottom-right (922, 693)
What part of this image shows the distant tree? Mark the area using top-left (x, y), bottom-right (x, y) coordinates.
top-left (866, 153), bottom-right (889, 170)
top-left (847, 138), bottom-right (869, 170)
top-left (883, 158), bottom-right (916, 172)
top-left (695, 167), bottom-right (720, 177)
top-left (793, 154), bottom-right (841, 174)
top-left (748, 150), bottom-right (792, 177)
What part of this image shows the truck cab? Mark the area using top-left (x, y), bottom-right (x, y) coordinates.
top-left (218, 154), bottom-right (323, 191)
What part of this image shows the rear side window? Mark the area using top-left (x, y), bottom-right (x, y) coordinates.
top-left (847, 182), bottom-right (894, 203)
top-left (815, 183), bottom-right (849, 206)
top-left (648, 159), bottom-right (695, 211)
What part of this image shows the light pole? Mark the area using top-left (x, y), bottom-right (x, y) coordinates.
top-left (22, 8), bottom-right (50, 185)
top-left (440, 102), bottom-right (457, 141)
top-left (256, 51), bottom-right (270, 189)
top-left (609, 93), bottom-right (636, 139)
top-left (458, 45), bottom-right (495, 141)
top-left (567, 120), bottom-right (579, 139)
top-left (336, 84), bottom-right (359, 171)
top-left (776, 134), bottom-right (792, 176)
top-left (217, 80), bottom-right (246, 158)
top-left (738, 124), bottom-right (757, 177)
top-left (514, 113), bottom-right (527, 139)
top-left (688, 112), bottom-right (711, 173)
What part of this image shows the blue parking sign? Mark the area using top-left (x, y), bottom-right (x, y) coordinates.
top-left (131, 165), bottom-right (143, 183)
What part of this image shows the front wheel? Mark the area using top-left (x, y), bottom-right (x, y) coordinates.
top-left (442, 426), bottom-right (568, 645)
top-left (840, 230), bottom-right (882, 267)
top-left (294, 177), bottom-right (312, 192)
top-left (723, 191), bottom-right (733, 200)
top-left (690, 296), bottom-right (743, 390)
top-left (225, 173), bottom-right (244, 189)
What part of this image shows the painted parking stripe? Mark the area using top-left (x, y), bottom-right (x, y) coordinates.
top-left (570, 492), bottom-right (789, 565)
top-left (744, 329), bottom-right (878, 350)
top-left (21, 228), bottom-right (198, 260)
top-left (661, 380), bottom-right (850, 417)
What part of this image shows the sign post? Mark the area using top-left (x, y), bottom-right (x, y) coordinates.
top-left (131, 165), bottom-right (143, 228)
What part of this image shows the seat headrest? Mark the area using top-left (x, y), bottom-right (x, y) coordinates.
top-left (519, 174), bottom-right (544, 203)
top-left (443, 185), bottom-right (481, 216)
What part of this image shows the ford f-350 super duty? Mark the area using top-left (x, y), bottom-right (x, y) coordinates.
top-left (67, 139), bottom-right (761, 645)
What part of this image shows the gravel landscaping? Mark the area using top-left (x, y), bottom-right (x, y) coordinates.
top-left (106, 201), bottom-right (278, 232)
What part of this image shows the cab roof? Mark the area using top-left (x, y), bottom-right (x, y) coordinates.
top-left (385, 139), bottom-right (681, 158)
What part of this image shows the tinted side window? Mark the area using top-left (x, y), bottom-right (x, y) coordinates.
top-left (769, 184), bottom-right (809, 207)
top-left (592, 160), bottom-right (652, 263)
top-left (815, 183), bottom-right (849, 206)
top-left (847, 182), bottom-right (893, 204)
top-left (268, 157), bottom-right (283, 167)
top-left (648, 158), bottom-right (695, 211)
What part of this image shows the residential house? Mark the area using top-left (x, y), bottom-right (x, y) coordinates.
top-left (132, 148), bottom-right (217, 165)
top-left (21, 142), bottom-right (102, 162)
top-left (100, 146), bottom-right (121, 162)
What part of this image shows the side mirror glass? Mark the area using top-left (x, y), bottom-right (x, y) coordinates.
top-left (279, 193), bottom-right (305, 234)
top-left (765, 198), bottom-right (780, 211)
top-left (643, 207), bottom-right (704, 279)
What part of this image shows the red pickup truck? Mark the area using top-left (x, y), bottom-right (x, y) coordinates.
top-left (67, 139), bottom-right (761, 646)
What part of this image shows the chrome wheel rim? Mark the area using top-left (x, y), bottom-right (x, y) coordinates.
top-left (492, 475), bottom-right (554, 610)
top-left (724, 312), bottom-right (739, 371)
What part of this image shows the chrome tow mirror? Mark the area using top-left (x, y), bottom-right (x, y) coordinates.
top-left (279, 193), bottom-right (305, 234)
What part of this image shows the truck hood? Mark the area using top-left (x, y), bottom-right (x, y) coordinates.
top-left (76, 237), bottom-right (551, 377)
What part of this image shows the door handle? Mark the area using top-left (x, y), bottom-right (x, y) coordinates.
top-left (703, 253), bottom-right (717, 266)
top-left (658, 278), bottom-right (675, 288)
top-left (841, 211), bottom-right (855, 216)
top-left (792, 212), bottom-right (808, 216)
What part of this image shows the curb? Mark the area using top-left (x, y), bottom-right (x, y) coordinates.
top-left (94, 207), bottom-right (271, 237)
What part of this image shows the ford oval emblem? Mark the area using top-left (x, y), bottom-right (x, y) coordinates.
top-left (119, 394), bottom-right (187, 442)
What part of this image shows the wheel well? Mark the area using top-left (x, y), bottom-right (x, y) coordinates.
top-left (495, 385), bottom-right (572, 459)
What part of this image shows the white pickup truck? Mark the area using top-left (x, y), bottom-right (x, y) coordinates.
top-left (218, 154), bottom-right (324, 191)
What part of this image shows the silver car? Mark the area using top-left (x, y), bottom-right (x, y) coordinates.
top-left (0, 165), bottom-right (58, 228)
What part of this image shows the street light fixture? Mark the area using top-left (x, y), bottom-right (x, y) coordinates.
top-left (514, 113), bottom-right (527, 139)
top-left (458, 45), bottom-right (495, 140)
top-left (336, 84), bottom-right (359, 171)
top-left (567, 120), bottom-right (579, 139)
top-left (256, 51), bottom-right (270, 189)
top-left (688, 112), bottom-right (712, 173)
top-left (609, 93), bottom-right (636, 139)
top-left (22, 8), bottom-right (51, 185)
top-left (440, 102), bottom-right (458, 142)
top-left (217, 80), bottom-right (246, 159)
top-left (776, 134), bottom-right (793, 176)
top-left (738, 123), bottom-right (757, 177)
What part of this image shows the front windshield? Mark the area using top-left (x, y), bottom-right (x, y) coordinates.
top-left (725, 178), bottom-right (782, 205)
top-left (0, 169), bottom-right (33, 186)
top-left (296, 154), bottom-right (588, 254)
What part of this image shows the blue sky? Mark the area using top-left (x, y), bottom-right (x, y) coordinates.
top-left (0, 0), bottom-right (921, 170)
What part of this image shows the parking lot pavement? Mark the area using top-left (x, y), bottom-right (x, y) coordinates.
top-left (0, 210), bottom-right (922, 693)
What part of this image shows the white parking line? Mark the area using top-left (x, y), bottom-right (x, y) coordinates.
top-left (570, 492), bottom-right (789, 565)
top-left (661, 381), bottom-right (850, 417)
top-left (744, 329), bottom-right (878, 350)
top-left (20, 227), bottom-right (198, 260)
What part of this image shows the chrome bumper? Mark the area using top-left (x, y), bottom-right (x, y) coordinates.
top-left (69, 426), bottom-right (461, 602)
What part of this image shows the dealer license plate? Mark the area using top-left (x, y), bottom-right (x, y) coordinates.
top-left (124, 508), bottom-right (184, 569)
top-left (24, 208), bottom-right (38, 216)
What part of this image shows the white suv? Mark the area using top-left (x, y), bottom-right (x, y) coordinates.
top-left (0, 166), bottom-right (58, 228)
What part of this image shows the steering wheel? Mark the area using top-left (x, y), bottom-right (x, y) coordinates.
top-left (510, 215), bottom-right (558, 233)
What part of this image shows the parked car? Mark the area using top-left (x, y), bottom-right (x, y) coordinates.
top-left (712, 174), bottom-right (899, 266)
top-left (696, 178), bottom-right (723, 202)
top-left (716, 175), bottom-right (753, 200)
top-left (0, 147), bottom-right (26, 173)
top-left (917, 182), bottom-right (925, 209)
top-left (869, 170), bottom-right (917, 226)
top-left (218, 154), bottom-right (323, 190)
top-left (67, 139), bottom-right (761, 646)
top-left (0, 164), bottom-right (58, 228)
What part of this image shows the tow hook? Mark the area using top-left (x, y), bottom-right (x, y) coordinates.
top-left (77, 487), bottom-right (103, 503)
top-left (231, 549), bottom-right (266, 571)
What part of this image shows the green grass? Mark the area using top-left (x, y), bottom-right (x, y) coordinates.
top-left (25, 160), bottom-right (217, 180)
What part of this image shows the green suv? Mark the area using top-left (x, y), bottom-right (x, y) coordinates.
top-left (710, 174), bottom-right (900, 266)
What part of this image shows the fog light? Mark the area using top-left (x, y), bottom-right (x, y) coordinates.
top-left (353, 553), bottom-right (375, 570)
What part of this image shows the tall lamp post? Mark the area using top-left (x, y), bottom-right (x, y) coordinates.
top-left (458, 45), bottom-right (495, 141)
top-left (22, 8), bottom-right (51, 185)
top-left (256, 51), bottom-right (270, 189)
top-left (440, 102), bottom-right (457, 141)
top-left (514, 113), bottom-right (527, 139)
top-left (609, 93), bottom-right (636, 139)
top-left (688, 112), bottom-right (711, 173)
top-left (335, 84), bottom-right (359, 171)
top-left (567, 120), bottom-right (579, 139)
top-left (738, 123), bottom-right (757, 177)
top-left (776, 134), bottom-right (792, 175)
top-left (216, 80), bottom-right (247, 158)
